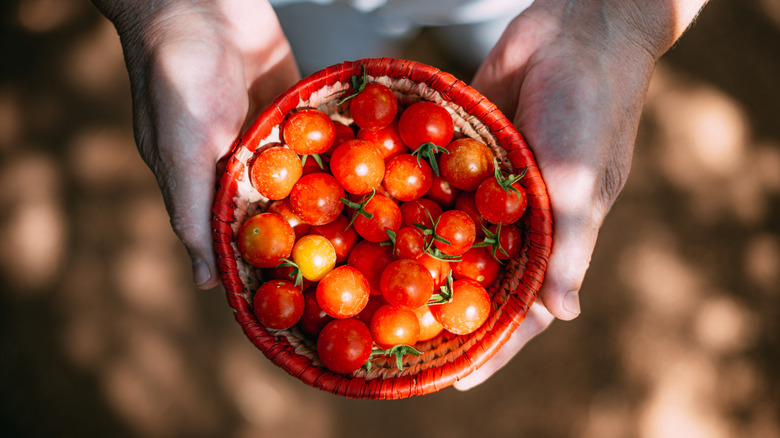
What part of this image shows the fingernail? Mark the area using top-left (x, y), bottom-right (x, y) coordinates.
top-left (563, 291), bottom-right (581, 316)
top-left (193, 258), bottom-right (212, 287)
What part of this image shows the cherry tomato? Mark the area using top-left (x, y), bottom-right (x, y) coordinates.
top-left (415, 253), bottom-right (451, 289)
top-left (412, 305), bottom-right (444, 342)
top-left (357, 118), bottom-right (408, 161)
top-left (291, 234), bottom-right (336, 281)
top-left (355, 294), bottom-right (388, 327)
top-left (316, 265), bottom-right (370, 319)
top-left (392, 226), bottom-right (425, 260)
top-left (328, 121), bottom-right (356, 155)
top-left (281, 108), bottom-right (335, 155)
top-left (370, 304), bottom-right (420, 349)
top-left (298, 289), bottom-right (334, 338)
top-left (350, 82), bottom-right (398, 131)
top-left (383, 154), bottom-right (433, 202)
top-left (380, 259), bottom-right (434, 309)
top-left (398, 101), bottom-right (454, 149)
top-left (399, 198), bottom-right (443, 230)
top-left (237, 213), bottom-right (295, 268)
top-left (452, 246), bottom-right (501, 287)
top-left (434, 209), bottom-right (476, 256)
top-left (289, 172), bottom-right (345, 226)
top-left (430, 279), bottom-right (491, 335)
top-left (252, 279), bottom-right (304, 330)
top-left (266, 198), bottom-right (310, 240)
top-left (425, 173), bottom-right (459, 208)
top-left (347, 240), bottom-right (395, 293)
top-left (440, 138), bottom-right (495, 191)
top-left (309, 215), bottom-right (359, 263)
top-left (352, 194), bottom-right (401, 242)
top-left (329, 139), bottom-right (385, 195)
top-left (490, 223), bottom-right (522, 260)
top-left (249, 145), bottom-right (302, 200)
top-left (454, 191), bottom-right (485, 237)
top-left (317, 318), bottom-right (373, 374)
top-left (475, 175), bottom-right (528, 225)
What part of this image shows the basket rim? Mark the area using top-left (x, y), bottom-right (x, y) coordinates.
top-left (211, 57), bottom-right (552, 399)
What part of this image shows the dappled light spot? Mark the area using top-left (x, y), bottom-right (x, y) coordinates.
top-left (16, 0), bottom-right (84, 33)
top-left (0, 154), bottom-right (64, 292)
top-left (68, 128), bottom-right (147, 186)
top-left (618, 228), bottom-right (703, 318)
top-left (63, 18), bottom-right (127, 95)
top-left (113, 244), bottom-right (193, 328)
top-left (743, 233), bottom-right (780, 294)
top-left (220, 339), bottom-right (334, 437)
top-left (694, 295), bottom-right (757, 354)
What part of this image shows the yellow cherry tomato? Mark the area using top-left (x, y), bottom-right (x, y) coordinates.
top-left (292, 234), bottom-right (337, 281)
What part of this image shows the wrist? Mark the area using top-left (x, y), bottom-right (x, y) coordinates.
top-left (530, 0), bottom-right (708, 60)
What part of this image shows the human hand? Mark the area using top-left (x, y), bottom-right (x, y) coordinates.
top-left (456, 0), bottom-right (708, 390)
top-left (93, 0), bottom-right (299, 288)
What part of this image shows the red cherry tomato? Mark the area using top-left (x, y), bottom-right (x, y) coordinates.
top-left (347, 240), bottom-right (395, 293)
top-left (399, 198), bottom-right (443, 230)
top-left (425, 173), bottom-right (459, 208)
top-left (398, 101), bottom-right (454, 149)
top-left (237, 213), bottom-right (295, 268)
top-left (380, 258), bottom-right (434, 309)
top-left (266, 198), bottom-right (310, 240)
top-left (383, 154), bottom-right (433, 202)
top-left (475, 175), bottom-right (528, 225)
top-left (454, 191), bottom-right (485, 237)
top-left (352, 194), bottom-right (401, 242)
top-left (415, 253), bottom-right (451, 289)
top-left (490, 223), bottom-right (523, 260)
top-left (357, 118), bottom-right (408, 160)
top-left (309, 215), bottom-right (359, 263)
top-left (350, 82), bottom-right (398, 131)
top-left (430, 279), bottom-right (491, 335)
top-left (434, 209), bottom-right (476, 256)
top-left (355, 294), bottom-right (388, 327)
top-left (329, 139), bottom-right (385, 195)
top-left (249, 145), bottom-right (302, 200)
top-left (440, 138), bottom-right (495, 191)
top-left (392, 226), bottom-right (425, 260)
top-left (316, 265), bottom-right (370, 319)
top-left (281, 108), bottom-right (335, 155)
top-left (252, 279), bottom-right (304, 330)
top-left (317, 318), bottom-right (373, 374)
top-left (289, 172), bottom-right (345, 225)
top-left (451, 246), bottom-right (501, 287)
top-left (370, 304), bottom-right (420, 349)
top-left (412, 305), bottom-right (444, 342)
top-left (298, 289), bottom-right (334, 338)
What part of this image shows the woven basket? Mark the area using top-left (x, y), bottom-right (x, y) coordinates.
top-left (212, 58), bottom-right (552, 399)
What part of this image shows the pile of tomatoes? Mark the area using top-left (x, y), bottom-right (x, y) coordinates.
top-left (236, 78), bottom-right (528, 375)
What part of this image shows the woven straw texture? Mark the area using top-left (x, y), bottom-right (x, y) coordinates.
top-left (212, 58), bottom-right (552, 399)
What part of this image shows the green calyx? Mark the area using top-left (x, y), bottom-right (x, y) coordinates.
top-left (338, 64), bottom-right (368, 105)
top-left (412, 206), bottom-right (462, 262)
top-left (412, 142), bottom-right (449, 177)
top-left (274, 258), bottom-right (304, 290)
top-left (364, 344), bottom-right (422, 372)
top-left (427, 270), bottom-right (455, 305)
top-left (492, 158), bottom-right (528, 195)
top-left (472, 222), bottom-right (509, 262)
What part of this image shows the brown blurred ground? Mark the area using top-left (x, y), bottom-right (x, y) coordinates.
top-left (1, 1), bottom-right (779, 437)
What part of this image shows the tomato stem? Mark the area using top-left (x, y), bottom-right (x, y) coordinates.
top-left (337, 64), bottom-right (368, 105)
top-left (365, 344), bottom-right (421, 371)
top-left (472, 223), bottom-right (509, 262)
top-left (341, 188), bottom-right (376, 229)
top-left (492, 158), bottom-right (528, 195)
top-left (274, 258), bottom-right (304, 290)
top-left (411, 142), bottom-right (449, 177)
top-left (427, 271), bottom-right (455, 305)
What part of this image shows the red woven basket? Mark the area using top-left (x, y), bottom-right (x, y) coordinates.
top-left (212, 58), bottom-right (552, 399)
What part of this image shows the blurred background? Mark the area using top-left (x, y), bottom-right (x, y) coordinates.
top-left (1, 1), bottom-right (779, 437)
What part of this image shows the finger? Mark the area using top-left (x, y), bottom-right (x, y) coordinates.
top-left (453, 302), bottom-right (555, 391)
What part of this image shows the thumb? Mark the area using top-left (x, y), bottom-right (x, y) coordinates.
top-left (537, 166), bottom-right (604, 321)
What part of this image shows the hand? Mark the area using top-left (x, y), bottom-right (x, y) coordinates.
top-left (456, 0), bottom-right (708, 390)
top-left (93, 0), bottom-right (299, 288)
